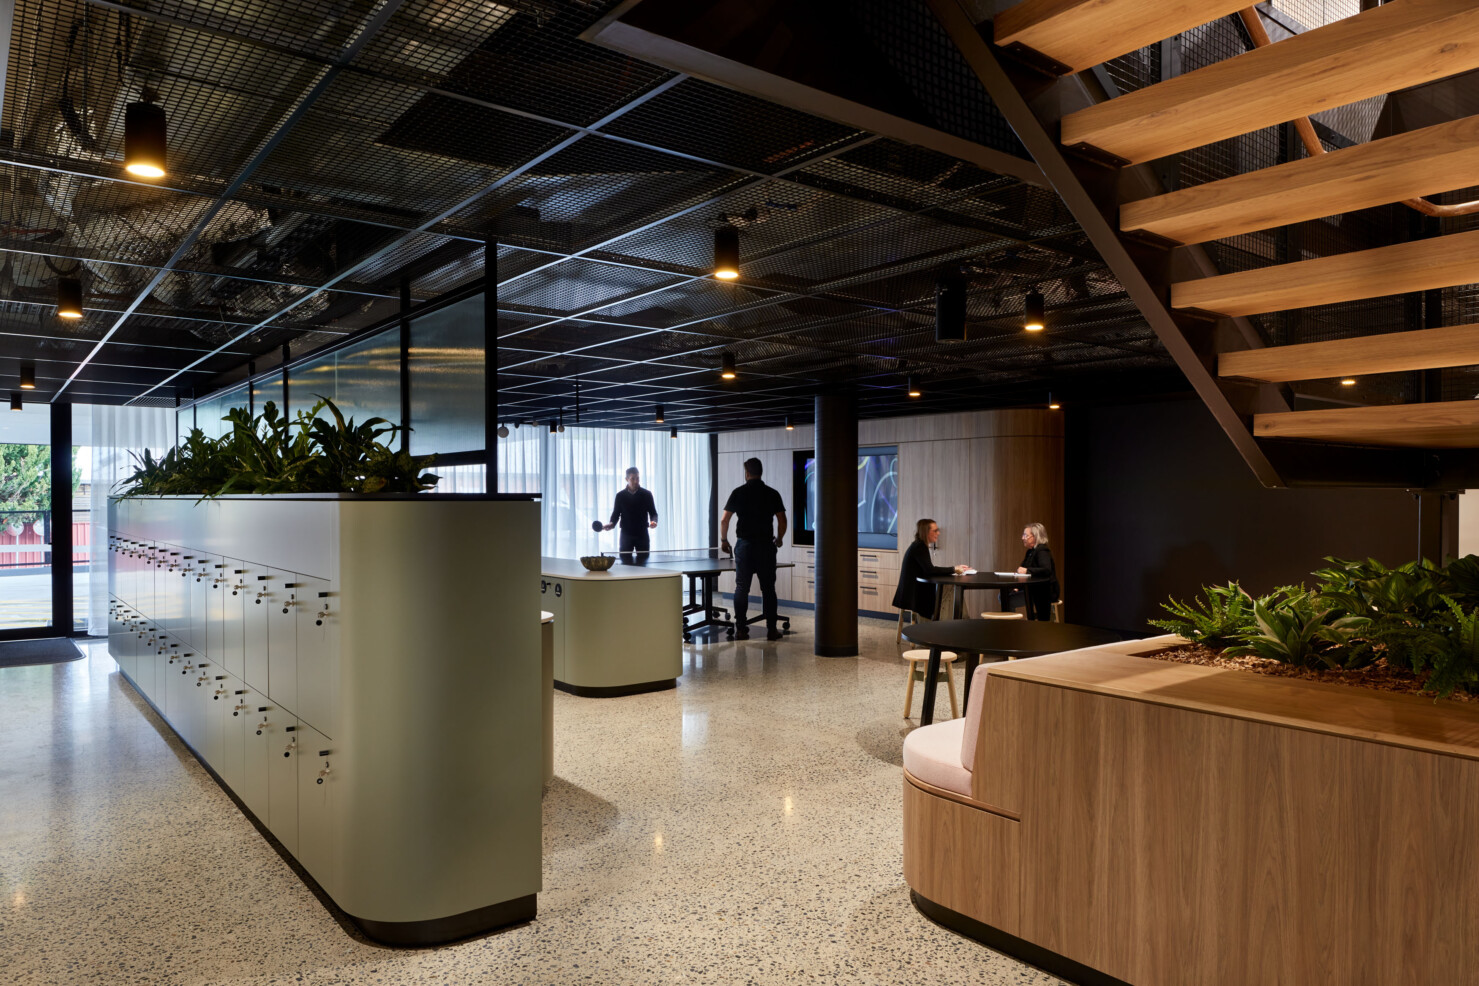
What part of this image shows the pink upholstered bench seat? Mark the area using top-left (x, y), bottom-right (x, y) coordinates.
top-left (901, 718), bottom-right (971, 795)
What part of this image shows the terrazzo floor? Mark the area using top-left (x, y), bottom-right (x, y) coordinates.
top-left (0, 610), bottom-right (1064, 986)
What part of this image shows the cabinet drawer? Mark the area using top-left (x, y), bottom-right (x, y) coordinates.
top-left (859, 567), bottom-right (885, 585)
top-left (858, 550), bottom-right (899, 571)
top-left (858, 584), bottom-right (886, 611)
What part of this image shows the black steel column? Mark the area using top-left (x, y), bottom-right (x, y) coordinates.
top-left (281, 342), bottom-right (291, 416)
top-left (814, 390), bottom-right (857, 657)
top-left (50, 401), bottom-right (72, 635)
top-left (399, 276), bottom-right (411, 455)
top-left (484, 240), bottom-right (498, 481)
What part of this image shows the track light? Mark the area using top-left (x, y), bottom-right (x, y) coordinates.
top-left (1047, 392), bottom-right (1060, 410)
top-left (785, 416), bottom-right (793, 431)
top-left (19, 364), bottom-right (35, 390)
top-left (935, 275), bottom-right (966, 342)
top-left (1023, 290), bottom-right (1045, 332)
top-left (57, 278), bottom-right (83, 319)
top-left (720, 352), bottom-right (737, 380)
top-left (124, 99), bottom-right (167, 179)
top-left (1340, 378), bottom-right (1357, 386)
top-left (496, 423), bottom-right (510, 438)
top-left (9, 393), bottom-right (20, 412)
top-left (669, 426), bottom-right (678, 439)
top-left (907, 376), bottom-right (921, 398)
top-left (713, 226), bottom-right (740, 280)
top-left (655, 404), bottom-right (664, 424)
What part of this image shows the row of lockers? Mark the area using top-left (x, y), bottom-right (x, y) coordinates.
top-left (109, 597), bottom-right (340, 898)
top-left (108, 535), bottom-right (340, 739)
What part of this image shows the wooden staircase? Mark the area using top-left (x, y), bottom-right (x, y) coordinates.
top-left (991, 0), bottom-right (1479, 459)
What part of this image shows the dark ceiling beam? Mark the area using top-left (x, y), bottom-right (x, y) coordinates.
top-left (923, 0), bottom-right (1285, 488)
top-left (0, 239), bottom-right (400, 299)
top-left (57, 0), bottom-right (417, 400)
top-left (581, 0), bottom-right (1047, 187)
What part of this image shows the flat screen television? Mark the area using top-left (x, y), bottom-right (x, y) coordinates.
top-left (792, 446), bottom-right (898, 549)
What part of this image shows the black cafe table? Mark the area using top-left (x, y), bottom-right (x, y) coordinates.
top-left (920, 571), bottom-right (1051, 619)
top-left (901, 619), bottom-right (1127, 725)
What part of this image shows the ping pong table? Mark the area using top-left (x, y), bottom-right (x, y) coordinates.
top-left (608, 548), bottom-right (794, 642)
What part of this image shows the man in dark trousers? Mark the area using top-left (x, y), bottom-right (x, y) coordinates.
top-left (719, 457), bottom-right (787, 640)
top-left (604, 467), bottom-right (658, 556)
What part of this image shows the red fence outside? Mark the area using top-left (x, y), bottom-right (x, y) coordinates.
top-left (0, 511), bottom-right (91, 569)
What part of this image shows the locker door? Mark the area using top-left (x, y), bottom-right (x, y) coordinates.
top-left (241, 700), bottom-right (276, 821)
top-left (217, 673), bottom-right (248, 794)
top-left (243, 564), bottom-right (271, 693)
top-left (187, 556), bottom-right (209, 651)
top-left (170, 645), bottom-right (203, 749)
top-left (269, 715), bottom-right (301, 856)
top-left (295, 576), bottom-right (337, 737)
top-left (197, 663), bottom-right (226, 767)
top-left (267, 570), bottom-right (299, 715)
top-left (223, 561), bottom-right (247, 679)
top-left (162, 549), bottom-right (186, 640)
top-left (296, 722), bottom-right (336, 896)
top-left (205, 556), bottom-right (226, 665)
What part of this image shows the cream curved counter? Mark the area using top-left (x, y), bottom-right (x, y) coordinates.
top-left (539, 557), bottom-right (682, 696)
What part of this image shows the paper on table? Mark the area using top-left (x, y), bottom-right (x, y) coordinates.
top-left (993, 571), bottom-right (1027, 577)
top-left (960, 568), bottom-right (977, 575)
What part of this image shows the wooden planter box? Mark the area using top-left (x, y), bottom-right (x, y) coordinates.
top-left (904, 638), bottom-right (1479, 986)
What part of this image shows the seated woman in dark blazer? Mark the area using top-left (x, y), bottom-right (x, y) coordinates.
top-left (892, 518), bottom-right (968, 619)
top-left (1001, 521), bottom-right (1060, 621)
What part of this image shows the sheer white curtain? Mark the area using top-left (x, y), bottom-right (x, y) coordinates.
top-left (88, 404), bottom-right (173, 634)
top-left (495, 426), bottom-right (711, 558)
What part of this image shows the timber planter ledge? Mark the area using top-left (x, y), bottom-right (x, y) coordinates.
top-left (902, 635), bottom-right (1479, 986)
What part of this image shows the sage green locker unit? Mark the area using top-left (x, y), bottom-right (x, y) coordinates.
top-left (241, 700), bottom-right (276, 821)
top-left (242, 563), bottom-right (270, 693)
top-left (266, 569), bottom-right (298, 715)
top-left (216, 672), bottom-right (247, 793)
top-left (539, 576), bottom-right (566, 681)
top-left (295, 722), bottom-right (337, 898)
top-left (269, 716), bottom-right (300, 857)
top-left (295, 576), bottom-right (337, 738)
top-left (223, 561), bottom-right (247, 679)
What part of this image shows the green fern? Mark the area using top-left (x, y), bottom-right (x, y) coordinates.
top-left (1149, 582), bottom-right (1257, 647)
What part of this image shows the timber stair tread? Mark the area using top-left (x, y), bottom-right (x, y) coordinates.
top-left (1220, 325), bottom-right (1479, 383)
top-left (1253, 401), bottom-right (1479, 449)
top-left (1171, 228), bottom-right (1479, 318)
top-left (1060, 0), bottom-right (1479, 165)
top-left (994, 0), bottom-right (1250, 75)
top-left (1121, 114), bottom-right (1479, 245)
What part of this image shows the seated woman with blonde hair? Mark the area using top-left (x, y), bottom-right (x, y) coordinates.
top-left (1001, 521), bottom-right (1059, 621)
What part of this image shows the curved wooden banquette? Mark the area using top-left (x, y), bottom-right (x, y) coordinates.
top-left (902, 636), bottom-right (1479, 986)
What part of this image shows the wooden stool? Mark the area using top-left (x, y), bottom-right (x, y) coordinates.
top-left (1052, 598), bottom-right (1065, 623)
top-left (902, 649), bottom-right (958, 719)
top-left (978, 611), bottom-right (1025, 620)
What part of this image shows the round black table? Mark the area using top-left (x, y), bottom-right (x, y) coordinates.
top-left (901, 619), bottom-right (1127, 725)
top-left (919, 572), bottom-right (1050, 619)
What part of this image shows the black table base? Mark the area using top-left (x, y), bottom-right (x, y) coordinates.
top-left (677, 575), bottom-right (792, 642)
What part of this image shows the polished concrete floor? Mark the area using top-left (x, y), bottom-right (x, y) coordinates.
top-left (0, 611), bottom-right (1061, 986)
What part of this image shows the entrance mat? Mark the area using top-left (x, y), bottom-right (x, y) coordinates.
top-left (0, 637), bottom-right (83, 668)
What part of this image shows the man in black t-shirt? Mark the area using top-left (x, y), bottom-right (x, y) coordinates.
top-left (719, 457), bottom-right (787, 640)
top-left (605, 467), bottom-right (658, 555)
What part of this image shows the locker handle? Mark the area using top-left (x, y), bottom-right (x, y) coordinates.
top-left (284, 582), bottom-right (299, 589)
top-left (234, 690), bottom-right (245, 695)
top-left (256, 575), bottom-right (269, 580)
top-left (258, 707), bottom-right (268, 712)
top-left (285, 726), bottom-right (296, 732)
top-left (215, 675), bottom-right (226, 680)
top-left (317, 592), bottom-right (329, 598)
top-left (214, 564), bottom-right (225, 569)
top-left (318, 750), bottom-right (331, 757)
top-left (234, 570), bottom-right (244, 574)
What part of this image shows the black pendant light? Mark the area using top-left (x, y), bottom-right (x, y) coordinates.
top-left (720, 352), bottom-right (737, 380)
top-left (935, 275), bottom-right (966, 342)
top-left (713, 226), bottom-right (740, 280)
top-left (654, 404), bottom-right (664, 424)
top-left (549, 419), bottom-right (558, 434)
top-left (784, 416), bottom-right (794, 431)
top-left (669, 426), bottom-right (678, 439)
top-left (57, 278), bottom-right (83, 320)
top-left (907, 376), bottom-right (921, 398)
top-left (496, 423), bottom-right (510, 438)
top-left (19, 363), bottom-right (35, 390)
top-left (1047, 392), bottom-right (1060, 410)
top-left (1023, 289), bottom-right (1046, 332)
top-left (9, 393), bottom-right (21, 412)
top-left (124, 98), bottom-right (167, 179)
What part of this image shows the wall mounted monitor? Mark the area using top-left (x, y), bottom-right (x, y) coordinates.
top-left (792, 446), bottom-right (899, 549)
